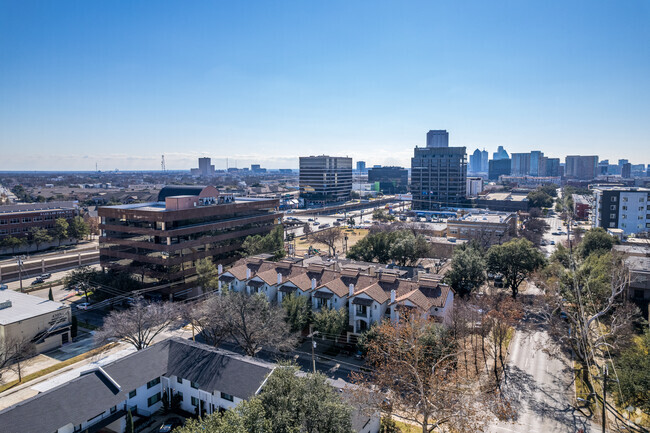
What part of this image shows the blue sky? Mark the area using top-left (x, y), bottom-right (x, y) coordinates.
top-left (1, 0), bottom-right (649, 170)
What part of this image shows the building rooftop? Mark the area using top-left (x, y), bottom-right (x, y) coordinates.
top-left (593, 186), bottom-right (650, 192)
top-left (480, 192), bottom-right (529, 202)
top-left (101, 196), bottom-right (274, 212)
top-left (0, 201), bottom-right (78, 215)
top-left (0, 290), bottom-right (69, 326)
top-left (448, 212), bottom-right (514, 223)
top-left (624, 256), bottom-right (650, 272)
top-left (0, 338), bottom-right (275, 433)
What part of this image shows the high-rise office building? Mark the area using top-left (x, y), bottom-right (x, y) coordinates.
top-left (356, 161), bottom-right (367, 174)
top-left (493, 146), bottom-right (509, 160)
top-left (198, 157), bottom-right (215, 176)
top-left (530, 151), bottom-right (546, 177)
top-left (368, 166), bottom-right (409, 194)
top-left (426, 130), bottom-right (449, 148)
top-left (511, 153), bottom-right (531, 176)
top-left (488, 158), bottom-right (512, 180)
top-left (565, 155), bottom-right (598, 180)
top-left (469, 149), bottom-right (489, 173)
top-left (299, 156), bottom-right (353, 205)
top-left (481, 149), bottom-right (489, 172)
top-left (622, 163), bottom-right (632, 178)
top-left (411, 131), bottom-right (467, 210)
top-left (545, 158), bottom-right (561, 177)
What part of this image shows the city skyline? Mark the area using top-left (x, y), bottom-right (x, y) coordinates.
top-left (1, 1), bottom-right (649, 170)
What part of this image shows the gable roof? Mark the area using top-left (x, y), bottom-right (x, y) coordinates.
top-left (0, 338), bottom-right (274, 433)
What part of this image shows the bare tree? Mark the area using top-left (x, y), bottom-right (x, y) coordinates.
top-left (538, 251), bottom-right (638, 400)
top-left (183, 296), bottom-right (230, 347)
top-left (309, 227), bottom-right (343, 256)
top-left (220, 292), bottom-right (297, 356)
top-left (350, 312), bottom-right (489, 433)
top-left (0, 337), bottom-right (36, 383)
top-left (96, 299), bottom-right (181, 350)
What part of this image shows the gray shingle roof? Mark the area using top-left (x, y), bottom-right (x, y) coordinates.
top-left (0, 338), bottom-right (274, 433)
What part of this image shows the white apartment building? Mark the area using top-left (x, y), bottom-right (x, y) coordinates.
top-left (592, 187), bottom-right (650, 235)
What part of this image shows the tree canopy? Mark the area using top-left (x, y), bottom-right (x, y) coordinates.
top-left (487, 238), bottom-right (546, 298)
top-left (526, 190), bottom-right (554, 209)
top-left (242, 226), bottom-right (285, 259)
top-left (347, 229), bottom-right (429, 266)
top-left (175, 364), bottom-right (354, 433)
top-left (577, 227), bottom-right (616, 259)
top-left (444, 244), bottom-right (486, 296)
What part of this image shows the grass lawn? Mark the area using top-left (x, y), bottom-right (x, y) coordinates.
top-left (294, 228), bottom-right (368, 256)
top-left (394, 420), bottom-right (421, 432)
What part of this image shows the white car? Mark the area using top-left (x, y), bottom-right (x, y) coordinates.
top-left (77, 302), bottom-right (91, 310)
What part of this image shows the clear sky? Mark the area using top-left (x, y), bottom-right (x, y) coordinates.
top-left (1, 0), bottom-right (649, 171)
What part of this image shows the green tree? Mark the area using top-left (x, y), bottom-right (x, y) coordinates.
top-left (380, 416), bottom-right (402, 433)
top-left (444, 244), bottom-right (486, 297)
top-left (175, 364), bottom-right (353, 433)
top-left (615, 330), bottom-right (650, 413)
top-left (539, 184), bottom-right (558, 197)
top-left (1, 236), bottom-right (24, 254)
top-left (52, 218), bottom-right (69, 246)
top-left (313, 307), bottom-right (348, 342)
top-left (68, 216), bottom-right (90, 243)
top-left (388, 231), bottom-right (429, 266)
top-left (526, 190), bottom-right (553, 209)
top-left (550, 243), bottom-right (571, 268)
top-left (195, 258), bottom-right (218, 292)
top-left (487, 238), bottom-right (546, 298)
top-left (48, 287), bottom-right (54, 301)
top-left (578, 227), bottom-right (616, 259)
top-left (242, 225), bottom-right (285, 259)
top-left (282, 293), bottom-right (312, 333)
top-left (125, 409), bottom-right (134, 433)
top-left (30, 227), bottom-right (53, 251)
top-left (519, 217), bottom-right (550, 246)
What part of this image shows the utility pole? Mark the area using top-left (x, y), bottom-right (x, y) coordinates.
top-left (15, 255), bottom-right (25, 292)
top-left (309, 330), bottom-right (319, 373)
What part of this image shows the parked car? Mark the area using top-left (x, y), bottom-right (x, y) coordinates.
top-left (550, 240), bottom-right (555, 245)
top-left (31, 278), bottom-right (45, 285)
top-left (159, 417), bottom-right (184, 433)
top-left (0, 284), bottom-right (8, 291)
top-left (313, 221), bottom-right (320, 226)
top-left (40, 273), bottom-right (52, 280)
top-left (307, 218), bottom-right (314, 222)
top-left (77, 302), bottom-right (91, 310)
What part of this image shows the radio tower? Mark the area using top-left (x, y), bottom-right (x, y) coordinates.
top-left (161, 155), bottom-right (166, 172)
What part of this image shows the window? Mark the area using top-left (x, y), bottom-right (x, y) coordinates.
top-left (10, 218), bottom-right (19, 224)
top-left (609, 222), bottom-right (616, 228)
top-left (640, 206), bottom-right (645, 211)
top-left (190, 381), bottom-right (199, 389)
top-left (0, 220), bottom-right (6, 225)
top-left (640, 197), bottom-right (646, 202)
top-left (129, 389), bottom-right (137, 398)
top-left (110, 406), bottom-right (117, 414)
top-left (220, 392), bottom-right (234, 402)
top-left (622, 214), bottom-right (627, 219)
top-left (147, 392), bottom-right (161, 407)
top-left (622, 196), bottom-right (628, 202)
top-left (622, 206), bottom-right (628, 211)
top-left (176, 376), bottom-right (183, 384)
top-left (610, 214), bottom-right (616, 219)
top-left (191, 396), bottom-right (199, 407)
top-left (22, 217), bottom-right (31, 223)
top-left (147, 377), bottom-right (160, 389)
top-left (0, 230), bottom-right (6, 235)
top-left (176, 391), bottom-right (183, 400)
top-left (610, 205), bottom-right (617, 211)
top-left (611, 196), bottom-right (617, 202)
top-left (33, 216), bottom-right (42, 222)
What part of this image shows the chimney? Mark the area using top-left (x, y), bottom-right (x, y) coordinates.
top-left (311, 278), bottom-right (317, 290)
top-left (349, 283), bottom-right (354, 297)
top-left (217, 264), bottom-right (223, 275)
top-left (390, 289), bottom-right (396, 303)
top-left (246, 268), bottom-right (251, 279)
top-left (277, 272), bottom-right (282, 286)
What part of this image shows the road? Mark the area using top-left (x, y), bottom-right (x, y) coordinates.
top-left (3, 264), bottom-right (101, 298)
top-left (491, 284), bottom-right (597, 433)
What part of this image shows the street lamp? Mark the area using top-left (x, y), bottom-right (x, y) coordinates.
top-left (14, 255), bottom-right (26, 292)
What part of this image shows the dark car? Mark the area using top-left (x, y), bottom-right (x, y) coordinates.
top-left (31, 278), bottom-right (45, 285)
top-left (159, 417), bottom-right (184, 433)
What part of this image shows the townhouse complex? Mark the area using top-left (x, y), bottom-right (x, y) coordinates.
top-left (219, 255), bottom-right (455, 337)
